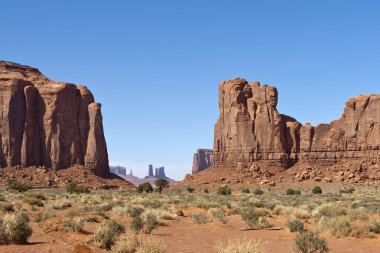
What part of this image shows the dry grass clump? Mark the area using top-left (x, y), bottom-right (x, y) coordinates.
top-left (35, 211), bottom-right (56, 223)
top-left (112, 233), bottom-right (166, 253)
top-left (312, 204), bottom-right (347, 219)
top-left (192, 212), bottom-right (210, 225)
top-left (93, 220), bottom-right (125, 249)
top-left (64, 218), bottom-right (85, 233)
top-left (240, 207), bottom-right (272, 229)
top-left (292, 208), bottom-right (312, 220)
top-left (52, 200), bottom-right (72, 210)
top-left (0, 213), bottom-right (32, 245)
top-left (215, 238), bottom-right (263, 253)
top-left (210, 208), bottom-right (226, 223)
top-left (286, 219), bottom-right (304, 233)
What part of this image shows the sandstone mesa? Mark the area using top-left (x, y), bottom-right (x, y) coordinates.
top-left (0, 61), bottom-right (108, 176)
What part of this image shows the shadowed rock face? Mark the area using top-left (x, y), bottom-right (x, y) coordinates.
top-left (0, 61), bottom-right (109, 175)
top-left (192, 149), bottom-right (214, 174)
top-left (214, 78), bottom-right (380, 167)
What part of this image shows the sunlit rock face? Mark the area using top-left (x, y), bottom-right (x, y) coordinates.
top-left (214, 78), bottom-right (380, 167)
top-left (0, 61), bottom-right (109, 176)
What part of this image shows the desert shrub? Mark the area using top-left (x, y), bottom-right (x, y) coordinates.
top-left (321, 217), bottom-right (352, 238)
top-left (137, 235), bottom-right (166, 253)
top-left (186, 186), bottom-right (195, 193)
top-left (292, 208), bottom-right (312, 220)
top-left (211, 208), bottom-right (226, 224)
top-left (348, 208), bottom-right (368, 221)
top-left (339, 187), bottom-right (355, 194)
top-left (7, 180), bottom-right (32, 193)
top-left (204, 188), bottom-right (209, 193)
top-left (196, 199), bottom-right (221, 210)
top-left (217, 186), bottom-right (232, 196)
top-left (137, 183), bottom-right (153, 193)
top-left (144, 212), bottom-right (159, 234)
top-left (312, 186), bottom-right (322, 195)
top-left (64, 218), bottom-right (85, 233)
top-left (286, 219), bottom-right (304, 233)
top-left (192, 213), bottom-right (209, 225)
top-left (0, 194), bottom-right (5, 201)
top-left (128, 206), bottom-right (145, 218)
top-left (0, 213), bottom-right (32, 245)
top-left (154, 179), bottom-right (169, 194)
top-left (239, 207), bottom-right (259, 229)
top-left (0, 203), bottom-right (15, 213)
top-left (242, 188), bottom-right (250, 194)
top-left (253, 188), bottom-right (264, 195)
top-left (312, 204), bottom-right (347, 220)
top-left (369, 221), bottom-right (380, 234)
top-left (215, 238), bottom-right (263, 253)
top-left (66, 181), bottom-right (90, 194)
top-left (295, 231), bottom-right (329, 253)
top-left (35, 211), bottom-right (56, 223)
top-left (112, 233), bottom-right (166, 253)
top-left (85, 216), bottom-right (100, 223)
top-left (52, 200), bottom-right (72, 210)
top-left (130, 216), bottom-right (144, 234)
top-left (23, 196), bottom-right (44, 207)
top-left (286, 189), bottom-right (301, 195)
top-left (94, 220), bottom-right (125, 250)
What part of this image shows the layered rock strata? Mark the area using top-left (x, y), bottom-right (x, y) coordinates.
top-left (214, 78), bottom-right (380, 167)
top-left (0, 61), bottom-right (109, 175)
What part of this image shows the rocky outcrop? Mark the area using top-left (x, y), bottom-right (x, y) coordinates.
top-left (192, 149), bottom-right (214, 174)
top-left (155, 167), bottom-right (166, 178)
top-left (214, 78), bottom-right (380, 167)
top-left (0, 61), bottom-right (109, 175)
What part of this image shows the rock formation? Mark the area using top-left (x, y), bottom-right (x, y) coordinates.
top-left (148, 164), bottom-right (154, 177)
top-left (0, 61), bottom-right (109, 175)
top-left (110, 166), bottom-right (127, 175)
top-left (192, 149), bottom-right (214, 174)
top-left (214, 78), bottom-right (380, 168)
top-left (155, 167), bottom-right (166, 178)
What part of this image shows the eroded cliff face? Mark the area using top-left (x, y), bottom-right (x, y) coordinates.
top-left (192, 149), bottom-right (214, 174)
top-left (214, 78), bottom-right (380, 167)
top-left (0, 61), bottom-right (109, 175)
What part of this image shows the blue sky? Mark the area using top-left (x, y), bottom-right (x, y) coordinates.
top-left (1, 1), bottom-right (380, 180)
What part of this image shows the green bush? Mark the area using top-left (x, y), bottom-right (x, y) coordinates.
top-left (93, 220), bottom-right (125, 250)
top-left (186, 186), bottom-right (195, 193)
top-left (369, 221), bottom-right (380, 234)
top-left (295, 231), bottom-right (329, 253)
top-left (155, 179), bottom-right (169, 194)
top-left (66, 181), bottom-right (90, 194)
top-left (144, 212), bottom-right (159, 234)
top-left (130, 216), bottom-right (144, 233)
top-left (0, 213), bottom-right (32, 245)
top-left (286, 219), bottom-right (304, 233)
top-left (64, 218), bottom-right (85, 233)
top-left (286, 189), bottom-right (301, 195)
top-left (128, 206), bottom-right (144, 218)
top-left (217, 186), bottom-right (232, 196)
top-left (35, 211), bottom-right (56, 223)
top-left (312, 186), bottom-right (322, 195)
top-left (339, 188), bottom-right (355, 194)
top-left (23, 196), bottom-right (44, 207)
top-left (211, 209), bottom-right (226, 224)
top-left (137, 182), bottom-right (153, 193)
top-left (7, 180), bottom-right (32, 193)
top-left (242, 188), bottom-right (250, 194)
top-left (253, 188), bottom-right (264, 195)
top-left (239, 207), bottom-right (259, 229)
top-left (0, 203), bottom-right (15, 213)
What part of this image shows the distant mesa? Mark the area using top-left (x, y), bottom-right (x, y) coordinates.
top-left (192, 149), bottom-right (214, 174)
top-left (110, 164), bottom-right (177, 186)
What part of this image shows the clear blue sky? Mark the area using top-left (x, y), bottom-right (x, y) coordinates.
top-left (1, 1), bottom-right (380, 180)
